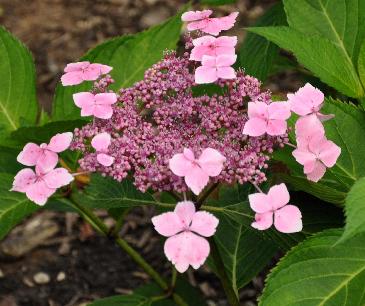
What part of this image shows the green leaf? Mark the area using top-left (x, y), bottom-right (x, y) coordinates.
top-left (52, 13), bottom-right (183, 121)
top-left (80, 174), bottom-right (156, 209)
top-left (259, 229), bottom-right (365, 306)
top-left (0, 146), bottom-right (23, 174)
top-left (339, 177), bottom-right (365, 244)
top-left (238, 2), bottom-right (287, 81)
top-left (88, 294), bottom-right (151, 306)
top-left (0, 26), bottom-right (38, 136)
top-left (358, 41), bottom-right (365, 95)
top-left (200, 0), bottom-right (236, 5)
top-left (248, 26), bottom-right (364, 97)
top-left (0, 173), bottom-right (38, 241)
top-left (284, 0), bottom-right (365, 64)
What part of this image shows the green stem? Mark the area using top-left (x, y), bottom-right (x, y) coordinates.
top-left (171, 267), bottom-right (177, 289)
top-left (110, 209), bottom-right (128, 237)
top-left (69, 198), bottom-right (187, 306)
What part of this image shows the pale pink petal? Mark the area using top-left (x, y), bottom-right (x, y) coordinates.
top-left (190, 46), bottom-right (215, 61)
top-left (216, 54), bottom-right (237, 67)
top-left (268, 183), bottom-right (290, 210)
top-left (91, 132), bottom-right (111, 151)
top-left (87, 63), bottom-right (112, 78)
top-left (181, 10), bottom-right (212, 22)
top-left (198, 148), bottom-right (226, 176)
top-left (248, 192), bottom-right (271, 214)
top-left (80, 104), bottom-right (96, 117)
top-left (64, 61), bottom-right (89, 72)
top-left (295, 115), bottom-right (325, 147)
top-left (195, 66), bottom-right (218, 84)
top-left (184, 165), bottom-right (210, 195)
top-left (187, 20), bottom-right (208, 32)
top-left (268, 102), bottom-right (291, 120)
top-left (61, 72), bottom-right (83, 86)
top-left (306, 161), bottom-right (326, 182)
top-left (247, 102), bottom-right (268, 119)
top-left (216, 67), bottom-right (236, 79)
top-left (11, 168), bottom-right (37, 192)
top-left (288, 83), bottom-right (324, 116)
top-left (215, 36), bottom-right (237, 47)
top-left (73, 92), bottom-right (95, 108)
top-left (47, 132), bottom-right (73, 152)
top-left (152, 212), bottom-right (184, 237)
top-left (25, 180), bottom-right (55, 206)
top-left (215, 12), bottom-right (239, 31)
top-left (242, 118), bottom-right (267, 136)
top-left (266, 119), bottom-right (287, 136)
top-left (93, 105), bottom-right (114, 119)
top-left (97, 153), bottom-right (115, 166)
top-left (274, 205), bottom-right (302, 233)
top-left (43, 168), bottom-right (74, 189)
top-left (318, 140), bottom-right (341, 168)
top-left (192, 35), bottom-right (216, 47)
top-left (95, 93), bottom-right (118, 105)
top-left (317, 112), bottom-right (335, 122)
top-left (292, 148), bottom-right (316, 169)
top-left (17, 143), bottom-right (42, 166)
top-left (36, 150), bottom-right (59, 173)
top-left (201, 55), bottom-right (217, 67)
top-left (307, 133), bottom-right (327, 156)
top-left (169, 153), bottom-right (192, 176)
top-left (190, 211), bottom-right (219, 237)
top-left (183, 148), bottom-right (195, 161)
top-left (251, 212), bottom-right (273, 231)
top-left (287, 93), bottom-right (312, 116)
top-left (174, 201), bottom-right (196, 227)
top-left (215, 46), bottom-right (236, 57)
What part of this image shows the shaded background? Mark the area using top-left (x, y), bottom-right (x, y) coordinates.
top-left (0, 1), bottom-right (278, 306)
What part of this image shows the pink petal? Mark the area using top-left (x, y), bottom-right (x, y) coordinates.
top-left (190, 46), bottom-right (215, 61)
top-left (216, 67), bottom-right (236, 79)
top-left (268, 183), bottom-right (290, 210)
top-left (93, 105), bottom-right (114, 119)
top-left (266, 119), bottom-right (287, 136)
top-left (25, 180), bottom-right (55, 206)
top-left (47, 132), bottom-right (73, 153)
top-left (288, 83), bottom-right (324, 116)
top-left (190, 211), bottom-right (219, 237)
top-left (215, 12), bottom-right (239, 31)
top-left (73, 92), bottom-right (95, 108)
top-left (174, 201), bottom-right (196, 227)
top-left (169, 153), bottom-right (192, 177)
top-left (192, 35), bottom-right (216, 47)
top-left (187, 20), bottom-right (207, 32)
top-left (268, 102), bottom-right (291, 120)
top-left (91, 132), bottom-right (111, 151)
top-left (86, 63), bottom-right (112, 79)
top-left (61, 72), bottom-right (83, 86)
top-left (317, 112), bottom-right (335, 122)
top-left (306, 161), bottom-right (326, 182)
top-left (247, 102), bottom-right (268, 119)
top-left (202, 12), bottom-right (238, 36)
top-left (183, 148), bottom-right (195, 161)
top-left (11, 168), bottom-right (37, 192)
top-left (97, 153), bottom-right (115, 166)
top-left (184, 165), bottom-right (210, 195)
top-left (36, 150), bottom-right (59, 173)
top-left (198, 148), bottom-right (226, 177)
top-left (164, 232), bottom-right (210, 273)
top-left (215, 36), bottom-right (237, 47)
top-left (195, 66), bottom-right (218, 84)
top-left (80, 104), bottom-right (96, 117)
top-left (43, 168), bottom-right (74, 189)
top-left (274, 205), bottom-right (302, 233)
top-left (64, 61), bottom-right (90, 73)
top-left (249, 192), bottom-right (271, 213)
top-left (17, 143), bottom-right (42, 166)
top-left (201, 55), bottom-right (217, 67)
top-left (242, 117), bottom-right (267, 136)
top-left (215, 46), bottom-right (236, 57)
top-left (95, 93), bottom-right (118, 105)
top-left (318, 140), bottom-right (341, 168)
top-left (295, 115), bottom-right (325, 147)
top-left (181, 10), bottom-right (212, 22)
top-left (251, 212), bottom-right (273, 231)
top-left (216, 54), bottom-right (237, 67)
top-left (152, 212), bottom-right (184, 237)
top-left (292, 148), bottom-right (316, 169)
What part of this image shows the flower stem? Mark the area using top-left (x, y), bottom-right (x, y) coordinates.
top-left (196, 182), bottom-right (219, 209)
top-left (284, 142), bottom-right (296, 149)
top-left (69, 198), bottom-right (188, 306)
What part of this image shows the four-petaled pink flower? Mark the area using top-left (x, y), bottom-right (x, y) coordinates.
top-left (17, 132), bottom-right (73, 172)
top-left (73, 92), bottom-right (117, 119)
top-left (169, 148), bottom-right (226, 195)
top-left (181, 10), bottom-right (238, 36)
top-left (242, 102), bottom-right (291, 136)
top-left (61, 61), bottom-right (112, 86)
top-left (249, 183), bottom-right (302, 233)
top-left (190, 35), bottom-right (237, 61)
top-left (287, 83), bottom-right (334, 121)
top-left (195, 54), bottom-right (236, 84)
top-left (91, 132), bottom-right (115, 167)
top-left (292, 132), bottom-right (341, 182)
top-left (152, 201), bottom-right (219, 273)
top-left (11, 165), bottom-right (74, 205)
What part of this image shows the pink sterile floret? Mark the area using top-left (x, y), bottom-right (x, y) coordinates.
top-left (242, 101), bottom-right (291, 136)
top-left (61, 61), bottom-right (112, 86)
top-left (11, 165), bottom-right (74, 206)
top-left (249, 183), bottom-right (302, 233)
top-left (287, 83), bottom-right (334, 121)
top-left (91, 132), bottom-right (115, 167)
top-left (190, 35), bottom-right (237, 61)
top-left (73, 92), bottom-right (117, 119)
top-left (17, 132), bottom-right (73, 172)
top-left (195, 54), bottom-right (237, 84)
top-left (182, 10), bottom-right (239, 36)
top-left (152, 201), bottom-right (219, 273)
top-left (169, 148), bottom-right (226, 195)
top-left (293, 118), bottom-right (341, 182)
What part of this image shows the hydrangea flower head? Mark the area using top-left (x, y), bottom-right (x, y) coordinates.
top-left (249, 183), bottom-right (302, 233)
top-left (152, 201), bottom-right (219, 272)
